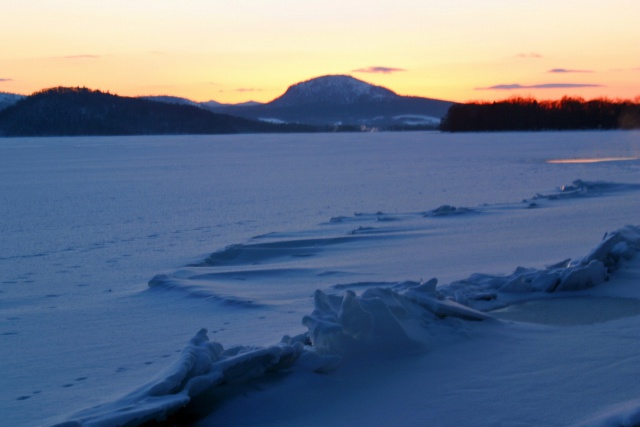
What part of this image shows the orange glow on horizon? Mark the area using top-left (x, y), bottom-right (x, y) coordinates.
top-left (1, 1), bottom-right (638, 104)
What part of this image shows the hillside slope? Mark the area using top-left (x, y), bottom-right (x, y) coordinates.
top-left (0, 87), bottom-right (308, 137)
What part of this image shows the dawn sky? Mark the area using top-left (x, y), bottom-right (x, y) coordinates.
top-left (1, 0), bottom-right (639, 103)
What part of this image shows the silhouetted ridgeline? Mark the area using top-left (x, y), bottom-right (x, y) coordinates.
top-left (0, 87), bottom-right (314, 136)
top-left (440, 97), bottom-right (640, 132)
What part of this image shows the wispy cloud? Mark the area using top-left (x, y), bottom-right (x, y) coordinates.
top-left (548, 68), bottom-right (593, 73)
top-left (219, 87), bottom-right (263, 93)
top-left (62, 54), bottom-right (101, 60)
top-left (516, 52), bottom-right (543, 59)
top-left (607, 67), bottom-right (640, 72)
top-left (0, 78), bottom-right (13, 82)
top-left (235, 88), bottom-right (262, 93)
top-left (476, 83), bottom-right (604, 90)
top-left (352, 66), bottom-right (407, 74)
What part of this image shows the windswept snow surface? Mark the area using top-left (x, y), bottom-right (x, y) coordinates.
top-left (1, 131), bottom-right (640, 426)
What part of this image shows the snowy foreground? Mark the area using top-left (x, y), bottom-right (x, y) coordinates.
top-left (1, 131), bottom-right (640, 426)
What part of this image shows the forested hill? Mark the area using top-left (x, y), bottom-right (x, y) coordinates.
top-left (440, 97), bottom-right (640, 132)
top-left (0, 87), bottom-right (312, 137)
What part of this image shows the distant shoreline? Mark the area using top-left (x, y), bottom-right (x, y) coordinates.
top-left (440, 97), bottom-right (640, 132)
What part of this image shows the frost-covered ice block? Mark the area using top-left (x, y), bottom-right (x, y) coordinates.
top-left (554, 260), bottom-right (608, 292)
top-left (303, 279), bottom-right (492, 357)
top-left (580, 225), bottom-right (640, 268)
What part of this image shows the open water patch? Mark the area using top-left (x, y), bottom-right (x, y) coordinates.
top-left (490, 297), bottom-right (640, 325)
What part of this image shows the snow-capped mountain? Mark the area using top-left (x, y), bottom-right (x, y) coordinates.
top-left (222, 75), bottom-right (453, 129)
top-left (269, 74), bottom-right (397, 107)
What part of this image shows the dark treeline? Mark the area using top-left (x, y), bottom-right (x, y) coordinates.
top-left (0, 87), bottom-right (315, 137)
top-left (440, 97), bottom-right (640, 132)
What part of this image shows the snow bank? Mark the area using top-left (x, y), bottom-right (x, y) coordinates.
top-left (54, 330), bottom-right (303, 427)
top-left (531, 179), bottom-right (640, 201)
top-left (148, 274), bottom-right (263, 307)
top-left (191, 236), bottom-right (359, 267)
top-left (65, 283), bottom-right (493, 425)
top-left (424, 205), bottom-right (475, 217)
top-left (444, 225), bottom-right (640, 309)
top-left (57, 224), bottom-right (640, 426)
top-left (302, 224), bottom-right (639, 357)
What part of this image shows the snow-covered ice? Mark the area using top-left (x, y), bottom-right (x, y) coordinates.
top-left (1, 131), bottom-right (639, 426)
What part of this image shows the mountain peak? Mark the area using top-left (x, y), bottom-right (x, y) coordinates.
top-left (269, 74), bottom-right (398, 107)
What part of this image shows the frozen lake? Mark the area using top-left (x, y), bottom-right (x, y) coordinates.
top-left (1, 131), bottom-right (639, 426)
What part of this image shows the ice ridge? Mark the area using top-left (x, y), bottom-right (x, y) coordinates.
top-left (52, 330), bottom-right (304, 427)
top-left (56, 224), bottom-right (640, 426)
top-left (444, 225), bottom-right (640, 309)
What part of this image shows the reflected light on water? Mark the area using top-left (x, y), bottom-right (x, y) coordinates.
top-left (547, 157), bottom-right (639, 164)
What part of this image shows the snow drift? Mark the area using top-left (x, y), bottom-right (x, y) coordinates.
top-left (53, 330), bottom-right (305, 427)
top-left (56, 224), bottom-right (640, 426)
top-left (445, 225), bottom-right (640, 310)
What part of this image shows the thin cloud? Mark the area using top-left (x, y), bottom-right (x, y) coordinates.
top-left (476, 83), bottom-right (604, 90)
top-left (62, 55), bottom-right (101, 60)
top-left (352, 66), bottom-right (407, 74)
top-left (548, 68), bottom-right (593, 73)
top-left (218, 88), bottom-right (263, 93)
top-left (0, 78), bottom-right (13, 82)
top-left (235, 88), bottom-right (262, 93)
top-left (607, 67), bottom-right (640, 72)
top-left (516, 52), bottom-right (543, 59)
